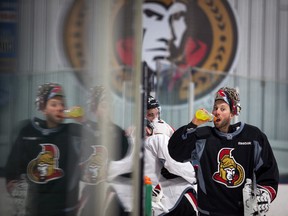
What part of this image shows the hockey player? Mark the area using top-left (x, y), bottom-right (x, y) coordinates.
top-left (5, 83), bottom-right (83, 216)
top-left (145, 95), bottom-right (174, 137)
top-left (144, 131), bottom-right (197, 216)
top-left (168, 86), bottom-right (279, 216)
top-left (144, 97), bottom-right (197, 215)
top-left (79, 85), bottom-right (132, 216)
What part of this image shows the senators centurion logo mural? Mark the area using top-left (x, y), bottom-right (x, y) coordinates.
top-left (63, 0), bottom-right (239, 105)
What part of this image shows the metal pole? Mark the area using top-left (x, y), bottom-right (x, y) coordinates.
top-left (132, 0), bottom-right (143, 215)
top-left (189, 82), bottom-right (195, 121)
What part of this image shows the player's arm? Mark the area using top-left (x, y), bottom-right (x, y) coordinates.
top-left (168, 123), bottom-right (198, 163)
top-left (255, 132), bottom-right (279, 202)
top-left (243, 131), bottom-right (279, 215)
top-left (5, 128), bottom-right (27, 194)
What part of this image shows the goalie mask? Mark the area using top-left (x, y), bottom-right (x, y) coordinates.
top-left (35, 83), bottom-right (65, 111)
top-left (215, 87), bottom-right (241, 116)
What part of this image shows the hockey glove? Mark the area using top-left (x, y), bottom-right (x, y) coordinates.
top-left (152, 184), bottom-right (169, 213)
top-left (243, 178), bottom-right (271, 216)
top-left (254, 187), bottom-right (271, 214)
top-left (8, 174), bottom-right (28, 216)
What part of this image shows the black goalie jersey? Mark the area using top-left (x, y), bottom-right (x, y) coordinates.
top-left (168, 121), bottom-right (279, 216)
top-left (5, 118), bottom-right (83, 216)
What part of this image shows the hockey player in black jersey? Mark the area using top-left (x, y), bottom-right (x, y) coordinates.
top-left (78, 85), bottom-right (131, 216)
top-left (5, 83), bottom-right (83, 216)
top-left (168, 86), bottom-right (279, 216)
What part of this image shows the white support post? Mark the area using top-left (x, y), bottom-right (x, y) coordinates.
top-left (189, 82), bottom-right (195, 121)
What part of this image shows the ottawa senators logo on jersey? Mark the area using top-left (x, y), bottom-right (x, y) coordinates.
top-left (212, 148), bottom-right (244, 188)
top-left (27, 144), bottom-right (64, 183)
top-left (80, 145), bottom-right (108, 185)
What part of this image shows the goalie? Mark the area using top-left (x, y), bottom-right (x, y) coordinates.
top-left (167, 86), bottom-right (279, 216)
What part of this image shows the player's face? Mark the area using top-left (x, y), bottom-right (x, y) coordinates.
top-left (43, 96), bottom-right (65, 128)
top-left (142, 2), bottom-right (187, 71)
top-left (212, 100), bottom-right (234, 132)
top-left (146, 107), bottom-right (159, 122)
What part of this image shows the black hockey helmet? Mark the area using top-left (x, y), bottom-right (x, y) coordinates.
top-left (147, 95), bottom-right (160, 110)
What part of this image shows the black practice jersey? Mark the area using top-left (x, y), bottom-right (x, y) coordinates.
top-left (5, 118), bottom-right (83, 216)
top-left (78, 120), bottom-right (130, 216)
top-left (168, 121), bottom-right (279, 216)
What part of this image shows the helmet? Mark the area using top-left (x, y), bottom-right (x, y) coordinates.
top-left (215, 87), bottom-right (241, 115)
top-left (35, 83), bottom-right (65, 111)
top-left (147, 95), bottom-right (160, 110)
top-left (144, 0), bottom-right (188, 7)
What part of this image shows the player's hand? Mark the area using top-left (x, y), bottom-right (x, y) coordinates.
top-left (152, 184), bottom-right (169, 213)
top-left (6, 180), bottom-right (18, 194)
top-left (192, 108), bottom-right (214, 126)
top-left (243, 179), bottom-right (272, 216)
top-left (253, 187), bottom-right (271, 215)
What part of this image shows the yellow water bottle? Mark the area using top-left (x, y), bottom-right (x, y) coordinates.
top-left (195, 109), bottom-right (215, 121)
top-left (64, 106), bottom-right (84, 118)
